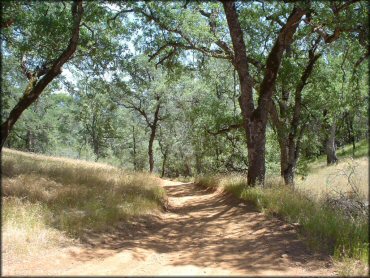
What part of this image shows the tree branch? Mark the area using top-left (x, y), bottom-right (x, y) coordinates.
top-left (266, 14), bottom-right (284, 27)
top-left (107, 8), bottom-right (134, 26)
top-left (1, 0), bottom-right (84, 148)
top-left (257, 6), bottom-right (306, 114)
top-left (354, 50), bottom-right (369, 68)
top-left (1, 18), bottom-right (14, 29)
top-left (331, 0), bottom-right (361, 15)
top-left (207, 123), bottom-right (243, 135)
top-left (121, 99), bottom-right (152, 127)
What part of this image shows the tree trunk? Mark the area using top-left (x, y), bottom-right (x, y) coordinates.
top-left (268, 39), bottom-right (321, 185)
top-left (277, 138), bottom-right (292, 185)
top-left (158, 133), bottom-right (169, 178)
top-left (26, 130), bottom-right (35, 152)
top-left (184, 157), bottom-right (192, 177)
top-left (148, 101), bottom-right (161, 173)
top-left (93, 140), bottom-right (100, 161)
top-left (5, 136), bottom-right (11, 148)
top-left (161, 151), bottom-right (167, 178)
top-left (245, 118), bottom-right (267, 185)
top-left (222, 1), bottom-right (305, 185)
top-left (326, 122), bottom-right (338, 165)
top-left (0, 0), bottom-right (83, 150)
top-left (283, 164), bottom-right (295, 185)
top-left (345, 112), bottom-right (356, 156)
top-left (132, 125), bottom-right (137, 171)
top-left (195, 151), bottom-right (203, 175)
top-left (148, 126), bottom-right (156, 173)
top-left (91, 118), bottom-right (100, 161)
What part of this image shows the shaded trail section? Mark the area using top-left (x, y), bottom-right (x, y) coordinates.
top-left (10, 180), bottom-right (335, 276)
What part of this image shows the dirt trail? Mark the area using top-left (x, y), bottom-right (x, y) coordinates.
top-left (7, 180), bottom-right (335, 276)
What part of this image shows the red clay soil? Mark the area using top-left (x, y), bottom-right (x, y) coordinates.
top-left (4, 180), bottom-right (335, 276)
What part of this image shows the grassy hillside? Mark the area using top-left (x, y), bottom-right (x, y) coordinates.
top-left (297, 139), bottom-right (368, 200)
top-left (307, 139), bottom-right (368, 168)
top-left (2, 148), bottom-right (166, 260)
top-left (296, 156), bottom-right (368, 200)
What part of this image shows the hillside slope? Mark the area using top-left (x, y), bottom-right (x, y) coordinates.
top-left (2, 148), bottom-right (166, 275)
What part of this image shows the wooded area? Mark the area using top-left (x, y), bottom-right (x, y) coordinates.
top-left (2, 1), bottom-right (369, 276)
top-left (1, 1), bottom-right (368, 184)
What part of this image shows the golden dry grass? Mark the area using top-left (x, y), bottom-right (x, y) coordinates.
top-left (296, 157), bottom-right (368, 201)
top-left (195, 156), bottom-right (369, 275)
top-left (2, 148), bottom-right (166, 262)
top-left (2, 198), bottom-right (74, 259)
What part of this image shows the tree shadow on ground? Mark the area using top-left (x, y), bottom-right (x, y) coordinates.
top-left (70, 183), bottom-right (332, 274)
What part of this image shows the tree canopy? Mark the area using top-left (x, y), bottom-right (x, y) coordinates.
top-left (1, 0), bottom-right (368, 185)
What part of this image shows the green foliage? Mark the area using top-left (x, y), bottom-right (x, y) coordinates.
top-left (1, 2), bottom-right (368, 275)
top-left (337, 139), bottom-right (368, 159)
top-left (2, 1), bottom-right (367, 179)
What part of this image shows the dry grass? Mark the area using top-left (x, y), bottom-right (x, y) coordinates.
top-left (195, 164), bottom-right (369, 276)
top-left (2, 198), bottom-right (74, 259)
top-left (296, 157), bottom-right (368, 201)
top-left (2, 148), bottom-right (166, 262)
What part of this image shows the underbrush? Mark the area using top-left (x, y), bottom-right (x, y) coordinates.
top-left (2, 198), bottom-right (74, 258)
top-left (2, 148), bottom-right (166, 257)
top-left (195, 174), bottom-right (369, 275)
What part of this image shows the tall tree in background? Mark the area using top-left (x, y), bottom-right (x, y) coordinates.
top-left (112, 56), bottom-right (171, 173)
top-left (269, 36), bottom-right (322, 185)
top-left (73, 77), bottom-right (118, 161)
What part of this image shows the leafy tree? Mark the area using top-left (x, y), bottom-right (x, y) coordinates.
top-left (72, 77), bottom-right (118, 161)
top-left (1, 0), bottom-right (83, 148)
top-left (111, 56), bottom-right (172, 172)
top-left (121, 1), bottom-right (359, 184)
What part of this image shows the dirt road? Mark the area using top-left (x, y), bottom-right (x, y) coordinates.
top-left (7, 180), bottom-right (335, 276)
